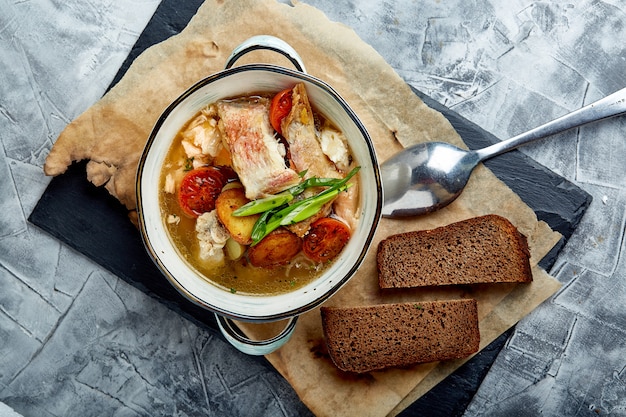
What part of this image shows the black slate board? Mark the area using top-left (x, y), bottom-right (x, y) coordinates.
top-left (29, 1), bottom-right (592, 416)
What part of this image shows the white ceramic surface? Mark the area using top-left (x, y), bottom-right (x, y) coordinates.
top-left (137, 65), bottom-right (382, 322)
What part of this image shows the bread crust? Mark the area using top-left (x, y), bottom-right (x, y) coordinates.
top-left (321, 299), bottom-right (480, 373)
top-left (377, 214), bottom-right (532, 288)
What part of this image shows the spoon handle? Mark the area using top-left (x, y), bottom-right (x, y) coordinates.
top-left (474, 86), bottom-right (626, 162)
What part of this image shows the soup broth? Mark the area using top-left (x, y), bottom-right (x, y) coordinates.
top-left (159, 84), bottom-right (360, 295)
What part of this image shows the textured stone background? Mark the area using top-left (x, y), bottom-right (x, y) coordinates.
top-left (1, 0), bottom-right (625, 416)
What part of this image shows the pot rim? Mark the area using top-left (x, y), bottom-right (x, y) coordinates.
top-left (136, 63), bottom-right (382, 322)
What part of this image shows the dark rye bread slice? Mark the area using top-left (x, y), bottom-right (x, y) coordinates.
top-left (321, 299), bottom-right (480, 373)
top-left (377, 214), bottom-right (532, 288)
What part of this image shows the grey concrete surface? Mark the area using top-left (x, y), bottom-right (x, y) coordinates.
top-left (1, 0), bottom-right (625, 416)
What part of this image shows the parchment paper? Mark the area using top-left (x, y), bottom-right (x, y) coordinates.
top-left (44, 1), bottom-right (562, 416)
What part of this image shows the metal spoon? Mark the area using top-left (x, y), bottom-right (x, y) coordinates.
top-left (381, 86), bottom-right (626, 218)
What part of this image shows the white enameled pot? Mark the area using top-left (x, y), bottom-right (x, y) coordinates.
top-left (136, 36), bottom-right (382, 355)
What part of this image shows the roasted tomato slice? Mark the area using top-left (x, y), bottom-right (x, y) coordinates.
top-left (302, 217), bottom-right (351, 263)
top-left (269, 87), bottom-right (293, 135)
top-left (178, 166), bottom-right (226, 217)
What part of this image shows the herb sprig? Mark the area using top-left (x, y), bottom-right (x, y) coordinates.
top-left (233, 166), bottom-right (360, 245)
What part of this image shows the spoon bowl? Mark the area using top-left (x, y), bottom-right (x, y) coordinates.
top-left (381, 142), bottom-right (478, 217)
top-left (382, 86), bottom-right (626, 218)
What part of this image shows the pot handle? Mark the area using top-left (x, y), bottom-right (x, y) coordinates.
top-left (215, 313), bottom-right (298, 356)
top-left (224, 35), bottom-right (307, 73)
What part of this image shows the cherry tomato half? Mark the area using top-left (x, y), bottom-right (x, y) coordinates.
top-left (302, 217), bottom-right (351, 263)
top-left (178, 166), bottom-right (227, 218)
top-left (269, 87), bottom-right (293, 135)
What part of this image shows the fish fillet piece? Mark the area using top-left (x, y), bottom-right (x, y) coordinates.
top-left (217, 98), bottom-right (301, 200)
top-left (281, 83), bottom-right (341, 179)
top-left (196, 210), bottom-right (229, 263)
top-left (180, 104), bottom-right (223, 168)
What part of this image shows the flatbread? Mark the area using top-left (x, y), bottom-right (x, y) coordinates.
top-left (44, 1), bottom-right (562, 416)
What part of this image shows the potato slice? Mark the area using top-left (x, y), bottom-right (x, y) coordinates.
top-left (224, 237), bottom-right (246, 260)
top-left (248, 229), bottom-right (302, 268)
top-left (215, 188), bottom-right (260, 245)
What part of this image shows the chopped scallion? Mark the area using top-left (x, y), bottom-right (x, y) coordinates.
top-left (243, 166), bottom-right (360, 245)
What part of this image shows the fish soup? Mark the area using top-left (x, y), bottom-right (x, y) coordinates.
top-left (159, 83), bottom-right (361, 295)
